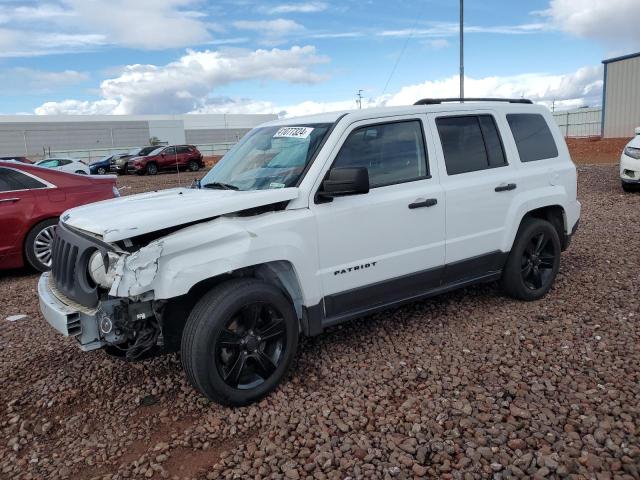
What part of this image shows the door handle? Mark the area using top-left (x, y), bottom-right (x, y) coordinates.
top-left (0, 198), bottom-right (20, 204)
top-left (495, 183), bottom-right (517, 192)
top-left (408, 198), bottom-right (437, 209)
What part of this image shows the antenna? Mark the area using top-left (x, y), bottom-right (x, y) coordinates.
top-left (356, 90), bottom-right (364, 109)
top-left (459, 0), bottom-right (464, 101)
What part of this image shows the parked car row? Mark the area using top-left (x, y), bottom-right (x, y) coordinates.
top-left (0, 161), bottom-right (119, 271)
top-left (110, 144), bottom-right (204, 175)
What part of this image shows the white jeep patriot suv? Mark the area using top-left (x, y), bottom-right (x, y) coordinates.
top-left (38, 98), bottom-right (580, 406)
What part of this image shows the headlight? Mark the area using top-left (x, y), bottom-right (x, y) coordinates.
top-left (88, 251), bottom-right (119, 289)
top-left (624, 146), bottom-right (640, 159)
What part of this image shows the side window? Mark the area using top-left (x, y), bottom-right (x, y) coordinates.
top-left (0, 168), bottom-right (46, 191)
top-left (506, 114), bottom-right (558, 162)
top-left (333, 120), bottom-right (428, 188)
top-left (177, 146), bottom-right (190, 154)
top-left (39, 160), bottom-right (59, 168)
top-left (59, 159), bottom-right (72, 166)
top-left (436, 115), bottom-right (507, 175)
top-left (164, 147), bottom-right (176, 155)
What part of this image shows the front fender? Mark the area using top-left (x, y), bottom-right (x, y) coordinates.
top-left (146, 210), bottom-right (321, 305)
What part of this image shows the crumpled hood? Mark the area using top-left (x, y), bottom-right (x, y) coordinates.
top-left (62, 187), bottom-right (299, 242)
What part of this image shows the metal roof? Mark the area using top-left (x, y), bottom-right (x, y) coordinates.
top-left (602, 51), bottom-right (640, 65)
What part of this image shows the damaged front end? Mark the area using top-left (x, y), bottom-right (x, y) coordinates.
top-left (39, 222), bottom-right (168, 360)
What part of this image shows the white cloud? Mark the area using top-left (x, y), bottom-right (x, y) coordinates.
top-left (34, 63), bottom-right (602, 118)
top-left (35, 46), bottom-right (329, 115)
top-left (233, 19), bottom-right (305, 45)
top-left (0, 67), bottom-right (89, 93)
top-left (541, 0), bottom-right (640, 47)
top-left (423, 39), bottom-right (451, 50)
top-left (0, 0), bottom-right (213, 54)
top-left (267, 2), bottom-right (328, 14)
top-left (380, 22), bottom-right (547, 38)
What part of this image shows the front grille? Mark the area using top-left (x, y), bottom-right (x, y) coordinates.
top-left (51, 223), bottom-right (104, 309)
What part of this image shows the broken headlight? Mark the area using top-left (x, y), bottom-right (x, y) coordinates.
top-left (88, 250), bottom-right (120, 289)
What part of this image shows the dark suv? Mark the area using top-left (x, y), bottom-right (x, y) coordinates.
top-left (127, 145), bottom-right (204, 175)
top-left (110, 146), bottom-right (157, 174)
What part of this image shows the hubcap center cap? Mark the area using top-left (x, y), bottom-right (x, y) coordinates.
top-left (244, 335), bottom-right (259, 352)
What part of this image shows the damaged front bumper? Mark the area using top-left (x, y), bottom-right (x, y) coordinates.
top-left (38, 272), bottom-right (105, 351)
top-left (38, 272), bottom-right (155, 353)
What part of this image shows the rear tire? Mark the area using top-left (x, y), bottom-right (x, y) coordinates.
top-left (181, 279), bottom-right (299, 406)
top-left (24, 218), bottom-right (58, 272)
top-left (97, 167), bottom-right (106, 175)
top-left (501, 217), bottom-right (561, 301)
top-left (146, 162), bottom-right (158, 175)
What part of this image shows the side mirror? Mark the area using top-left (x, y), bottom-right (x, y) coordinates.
top-left (317, 167), bottom-right (369, 201)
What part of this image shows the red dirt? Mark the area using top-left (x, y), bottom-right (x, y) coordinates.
top-left (566, 137), bottom-right (631, 165)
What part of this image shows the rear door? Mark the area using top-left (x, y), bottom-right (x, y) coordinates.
top-left (429, 111), bottom-right (517, 281)
top-left (312, 116), bottom-right (446, 317)
top-left (176, 146), bottom-right (192, 167)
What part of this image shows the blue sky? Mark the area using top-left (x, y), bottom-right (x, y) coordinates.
top-left (0, 0), bottom-right (638, 116)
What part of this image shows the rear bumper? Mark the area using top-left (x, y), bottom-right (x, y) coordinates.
top-left (38, 272), bottom-right (105, 351)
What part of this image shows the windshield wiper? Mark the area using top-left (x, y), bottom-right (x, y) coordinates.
top-left (202, 181), bottom-right (240, 191)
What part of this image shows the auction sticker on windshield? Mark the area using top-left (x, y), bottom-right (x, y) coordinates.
top-left (273, 127), bottom-right (314, 139)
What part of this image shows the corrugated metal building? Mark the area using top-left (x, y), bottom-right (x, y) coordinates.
top-left (602, 52), bottom-right (640, 138)
top-left (0, 113), bottom-right (276, 157)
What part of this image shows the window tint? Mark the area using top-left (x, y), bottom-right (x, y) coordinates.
top-left (436, 115), bottom-right (507, 175)
top-left (0, 168), bottom-right (46, 191)
top-left (39, 159), bottom-right (59, 167)
top-left (59, 159), bottom-right (72, 166)
top-left (176, 146), bottom-right (190, 154)
top-left (164, 147), bottom-right (176, 155)
top-left (333, 120), bottom-right (428, 188)
top-left (507, 114), bottom-right (558, 162)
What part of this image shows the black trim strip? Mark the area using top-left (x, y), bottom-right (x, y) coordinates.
top-left (308, 250), bottom-right (508, 335)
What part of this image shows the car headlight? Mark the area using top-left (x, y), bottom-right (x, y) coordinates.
top-left (624, 146), bottom-right (640, 159)
top-left (88, 251), bottom-right (119, 289)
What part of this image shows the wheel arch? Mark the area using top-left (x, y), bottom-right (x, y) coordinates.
top-left (158, 260), bottom-right (307, 352)
top-left (510, 204), bottom-right (568, 252)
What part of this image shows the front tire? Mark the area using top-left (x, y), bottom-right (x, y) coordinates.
top-left (622, 182), bottom-right (636, 192)
top-left (146, 162), bottom-right (158, 175)
top-left (24, 218), bottom-right (58, 272)
top-left (501, 218), bottom-right (561, 301)
top-left (97, 167), bottom-right (106, 175)
top-left (181, 279), bottom-right (299, 406)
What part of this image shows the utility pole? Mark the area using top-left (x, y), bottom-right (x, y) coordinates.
top-left (459, 0), bottom-right (464, 101)
top-left (356, 89), bottom-right (364, 109)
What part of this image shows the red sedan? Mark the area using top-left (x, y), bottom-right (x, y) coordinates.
top-left (0, 161), bottom-right (119, 271)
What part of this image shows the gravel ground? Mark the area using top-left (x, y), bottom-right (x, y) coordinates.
top-left (1, 165), bottom-right (639, 480)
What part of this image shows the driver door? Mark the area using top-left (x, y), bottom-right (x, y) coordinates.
top-left (311, 117), bottom-right (446, 318)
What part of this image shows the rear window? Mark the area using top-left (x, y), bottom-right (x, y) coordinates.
top-left (436, 115), bottom-right (507, 175)
top-left (506, 114), bottom-right (558, 162)
top-left (0, 167), bottom-right (47, 191)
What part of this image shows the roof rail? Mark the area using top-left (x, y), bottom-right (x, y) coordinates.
top-left (414, 98), bottom-right (533, 105)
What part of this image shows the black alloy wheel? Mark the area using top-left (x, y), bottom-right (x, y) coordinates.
top-left (181, 279), bottom-right (298, 406)
top-left (501, 217), bottom-right (561, 301)
top-left (97, 167), bottom-right (107, 175)
top-left (215, 302), bottom-right (286, 389)
top-left (188, 160), bottom-right (200, 172)
top-left (520, 231), bottom-right (556, 290)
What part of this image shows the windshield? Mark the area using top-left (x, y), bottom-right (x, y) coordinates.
top-left (200, 123), bottom-right (331, 191)
top-left (148, 147), bottom-right (165, 156)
